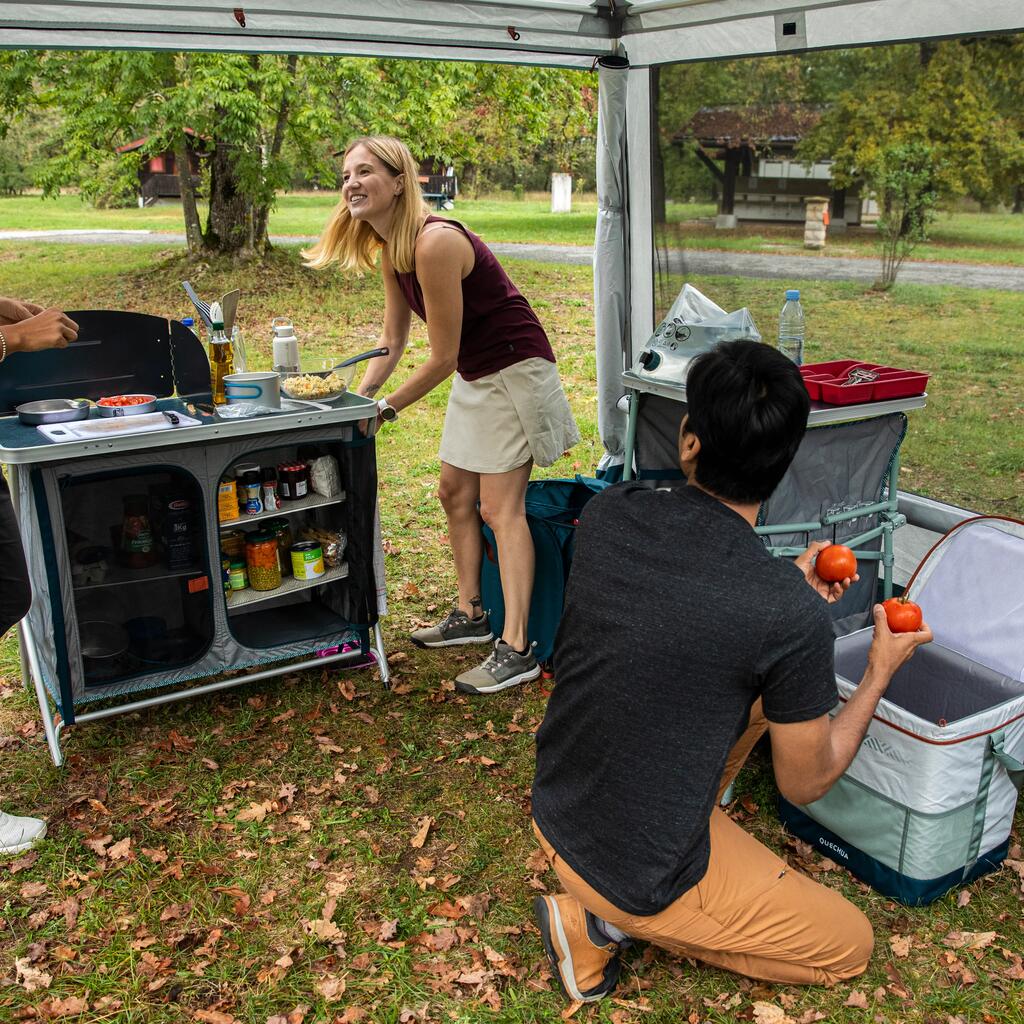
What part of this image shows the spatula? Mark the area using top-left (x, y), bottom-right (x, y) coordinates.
top-left (221, 289), bottom-right (241, 335)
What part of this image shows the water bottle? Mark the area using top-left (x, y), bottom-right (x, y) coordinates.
top-left (778, 289), bottom-right (805, 365)
top-left (272, 317), bottom-right (300, 375)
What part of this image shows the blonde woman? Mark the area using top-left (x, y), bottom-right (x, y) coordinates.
top-left (304, 136), bottom-right (579, 695)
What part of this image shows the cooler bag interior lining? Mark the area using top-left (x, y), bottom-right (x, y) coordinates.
top-left (835, 630), bottom-right (1024, 726)
top-left (913, 522), bottom-right (1024, 682)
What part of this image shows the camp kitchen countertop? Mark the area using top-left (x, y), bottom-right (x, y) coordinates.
top-left (0, 391), bottom-right (378, 465)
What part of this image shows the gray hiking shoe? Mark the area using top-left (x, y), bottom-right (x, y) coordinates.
top-left (455, 639), bottom-right (541, 695)
top-left (411, 606), bottom-right (493, 649)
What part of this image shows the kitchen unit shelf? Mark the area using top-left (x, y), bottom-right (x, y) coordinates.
top-left (226, 562), bottom-right (350, 610)
top-left (219, 490), bottom-right (346, 529)
top-left (73, 563), bottom-right (206, 591)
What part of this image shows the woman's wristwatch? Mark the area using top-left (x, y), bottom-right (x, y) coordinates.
top-left (377, 398), bottom-right (398, 422)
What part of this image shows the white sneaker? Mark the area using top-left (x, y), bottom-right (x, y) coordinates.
top-left (0, 809), bottom-right (47, 856)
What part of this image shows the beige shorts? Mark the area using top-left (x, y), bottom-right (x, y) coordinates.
top-left (439, 357), bottom-right (580, 474)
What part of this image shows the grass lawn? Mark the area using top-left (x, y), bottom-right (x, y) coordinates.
top-left (3, 193), bottom-right (1023, 267)
top-left (1, 243), bottom-right (1022, 1024)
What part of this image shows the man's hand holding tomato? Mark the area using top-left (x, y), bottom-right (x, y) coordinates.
top-left (795, 541), bottom-right (859, 604)
top-left (867, 602), bottom-right (932, 683)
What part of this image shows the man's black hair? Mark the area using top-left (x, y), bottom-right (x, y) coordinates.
top-left (683, 339), bottom-right (809, 505)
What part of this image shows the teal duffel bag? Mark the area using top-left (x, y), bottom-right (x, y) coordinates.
top-left (480, 476), bottom-right (609, 665)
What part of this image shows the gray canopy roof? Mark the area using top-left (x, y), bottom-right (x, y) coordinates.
top-left (3, 1), bottom-right (1022, 66)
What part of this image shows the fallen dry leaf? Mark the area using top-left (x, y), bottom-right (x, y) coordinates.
top-left (193, 1010), bottom-right (237, 1024)
top-left (410, 816), bottom-right (433, 849)
top-left (15, 957), bottom-right (52, 991)
top-left (889, 934), bottom-right (912, 958)
top-left (956, 889), bottom-right (972, 907)
top-left (82, 833), bottom-right (113, 856)
top-left (20, 881), bottom-right (47, 899)
top-left (307, 918), bottom-right (343, 943)
top-left (843, 989), bottom-right (869, 1008)
top-left (942, 930), bottom-right (997, 950)
top-left (378, 918), bottom-right (399, 942)
top-left (237, 800), bottom-right (274, 823)
top-left (316, 975), bottom-right (347, 1001)
top-left (43, 995), bottom-right (90, 1016)
top-left (108, 836), bottom-right (133, 860)
top-left (752, 1002), bottom-right (794, 1024)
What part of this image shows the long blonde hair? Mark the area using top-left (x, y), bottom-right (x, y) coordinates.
top-left (302, 135), bottom-right (429, 274)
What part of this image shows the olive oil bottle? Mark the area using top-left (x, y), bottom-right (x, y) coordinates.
top-left (208, 303), bottom-right (234, 405)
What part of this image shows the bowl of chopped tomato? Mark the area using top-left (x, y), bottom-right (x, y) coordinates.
top-left (96, 394), bottom-right (158, 417)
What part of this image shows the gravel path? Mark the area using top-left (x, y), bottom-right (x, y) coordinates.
top-left (2, 229), bottom-right (1021, 291)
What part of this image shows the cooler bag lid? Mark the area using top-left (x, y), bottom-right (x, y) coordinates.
top-left (906, 517), bottom-right (1024, 682)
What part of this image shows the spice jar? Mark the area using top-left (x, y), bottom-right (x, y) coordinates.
top-left (121, 494), bottom-right (158, 569)
top-left (264, 517), bottom-right (294, 577)
top-left (245, 531), bottom-right (282, 591)
top-left (261, 466), bottom-right (281, 512)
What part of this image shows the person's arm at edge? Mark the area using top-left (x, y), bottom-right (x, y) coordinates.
top-left (0, 304), bottom-right (78, 357)
top-left (768, 604), bottom-right (933, 806)
top-left (355, 248), bottom-right (411, 399)
top-left (379, 228), bottom-right (466, 413)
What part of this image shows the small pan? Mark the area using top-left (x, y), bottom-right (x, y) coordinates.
top-left (280, 347), bottom-right (389, 402)
top-left (17, 399), bottom-right (91, 426)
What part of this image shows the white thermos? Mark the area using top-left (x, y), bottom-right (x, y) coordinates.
top-left (271, 317), bottom-right (301, 375)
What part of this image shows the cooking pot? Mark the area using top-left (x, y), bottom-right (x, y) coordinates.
top-left (79, 620), bottom-right (129, 675)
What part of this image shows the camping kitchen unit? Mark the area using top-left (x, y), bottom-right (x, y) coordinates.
top-left (0, 314), bottom-right (388, 766)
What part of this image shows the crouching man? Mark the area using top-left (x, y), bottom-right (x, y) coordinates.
top-left (531, 339), bottom-right (931, 998)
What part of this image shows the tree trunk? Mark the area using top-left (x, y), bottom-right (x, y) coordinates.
top-left (1013, 184), bottom-right (1023, 214)
top-left (175, 134), bottom-right (204, 256)
top-left (205, 109), bottom-right (258, 257)
top-left (252, 54), bottom-right (298, 248)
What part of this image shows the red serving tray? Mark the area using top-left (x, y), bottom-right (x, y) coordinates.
top-left (800, 360), bottom-right (930, 405)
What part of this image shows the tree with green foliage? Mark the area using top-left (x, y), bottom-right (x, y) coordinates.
top-left (0, 51), bottom-right (597, 257)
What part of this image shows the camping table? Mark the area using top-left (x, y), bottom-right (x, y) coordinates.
top-left (620, 370), bottom-right (928, 601)
top-left (1, 393), bottom-right (389, 766)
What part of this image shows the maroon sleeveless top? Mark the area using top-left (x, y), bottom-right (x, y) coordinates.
top-left (393, 216), bottom-right (556, 381)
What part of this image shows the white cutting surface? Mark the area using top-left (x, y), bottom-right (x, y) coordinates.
top-left (38, 412), bottom-right (203, 443)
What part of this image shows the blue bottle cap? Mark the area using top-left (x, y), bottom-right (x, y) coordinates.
top-left (785, 289), bottom-right (801, 301)
top-left (182, 317), bottom-right (195, 327)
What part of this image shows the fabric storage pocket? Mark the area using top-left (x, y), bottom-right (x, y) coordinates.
top-left (899, 802), bottom-right (977, 881)
top-left (800, 773), bottom-right (908, 871)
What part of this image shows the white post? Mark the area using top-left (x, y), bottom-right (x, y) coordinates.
top-left (551, 173), bottom-right (573, 213)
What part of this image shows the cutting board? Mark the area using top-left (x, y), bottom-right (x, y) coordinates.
top-left (38, 412), bottom-right (202, 443)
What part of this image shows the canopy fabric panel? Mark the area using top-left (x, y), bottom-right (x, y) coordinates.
top-left (0, 1), bottom-right (616, 66)
top-left (3, 1), bottom-right (1023, 64)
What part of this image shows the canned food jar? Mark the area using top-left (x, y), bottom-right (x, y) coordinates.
top-left (245, 531), bottom-right (282, 591)
top-left (290, 540), bottom-right (325, 580)
top-left (222, 557), bottom-right (232, 594)
top-left (264, 517), bottom-right (294, 577)
top-left (280, 463), bottom-right (310, 501)
top-left (221, 528), bottom-right (247, 562)
top-left (229, 559), bottom-right (249, 591)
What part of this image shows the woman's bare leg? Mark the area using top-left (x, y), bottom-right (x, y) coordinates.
top-left (478, 461), bottom-right (533, 651)
top-left (437, 462), bottom-right (484, 616)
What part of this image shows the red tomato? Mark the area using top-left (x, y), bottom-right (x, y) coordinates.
top-left (815, 544), bottom-right (857, 583)
top-left (98, 394), bottom-right (153, 407)
top-left (883, 597), bottom-right (923, 633)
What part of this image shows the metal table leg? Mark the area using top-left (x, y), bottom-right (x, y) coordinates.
top-left (622, 394), bottom-right (639, 482)
top-left (373, 621), bottom-right (391, 688)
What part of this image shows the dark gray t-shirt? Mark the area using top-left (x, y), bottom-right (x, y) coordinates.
top-left (532, 483), bottom-right (838, 916)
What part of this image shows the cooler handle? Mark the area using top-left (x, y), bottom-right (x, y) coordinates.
top-left (990, 731), bottom-right (1024, 791)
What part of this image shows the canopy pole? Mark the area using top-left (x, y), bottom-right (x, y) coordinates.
top-left (594, 52), bottom-right (630, 464)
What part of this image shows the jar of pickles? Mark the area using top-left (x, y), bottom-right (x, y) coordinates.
top-left (221, 528), bottom-right (247, 563)
top-left (245, 531), bottom-right (282, 591)
top-left (264, 517), bottom-right (294, 577)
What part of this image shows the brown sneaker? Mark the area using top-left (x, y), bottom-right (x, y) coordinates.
top-left (533, 894), bottom-right (623, 1002)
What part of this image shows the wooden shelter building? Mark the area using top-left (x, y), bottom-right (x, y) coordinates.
top-left (115, 128), bottom-right (204, 206)
top-left (676, 104), bottom-right (862, 229)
